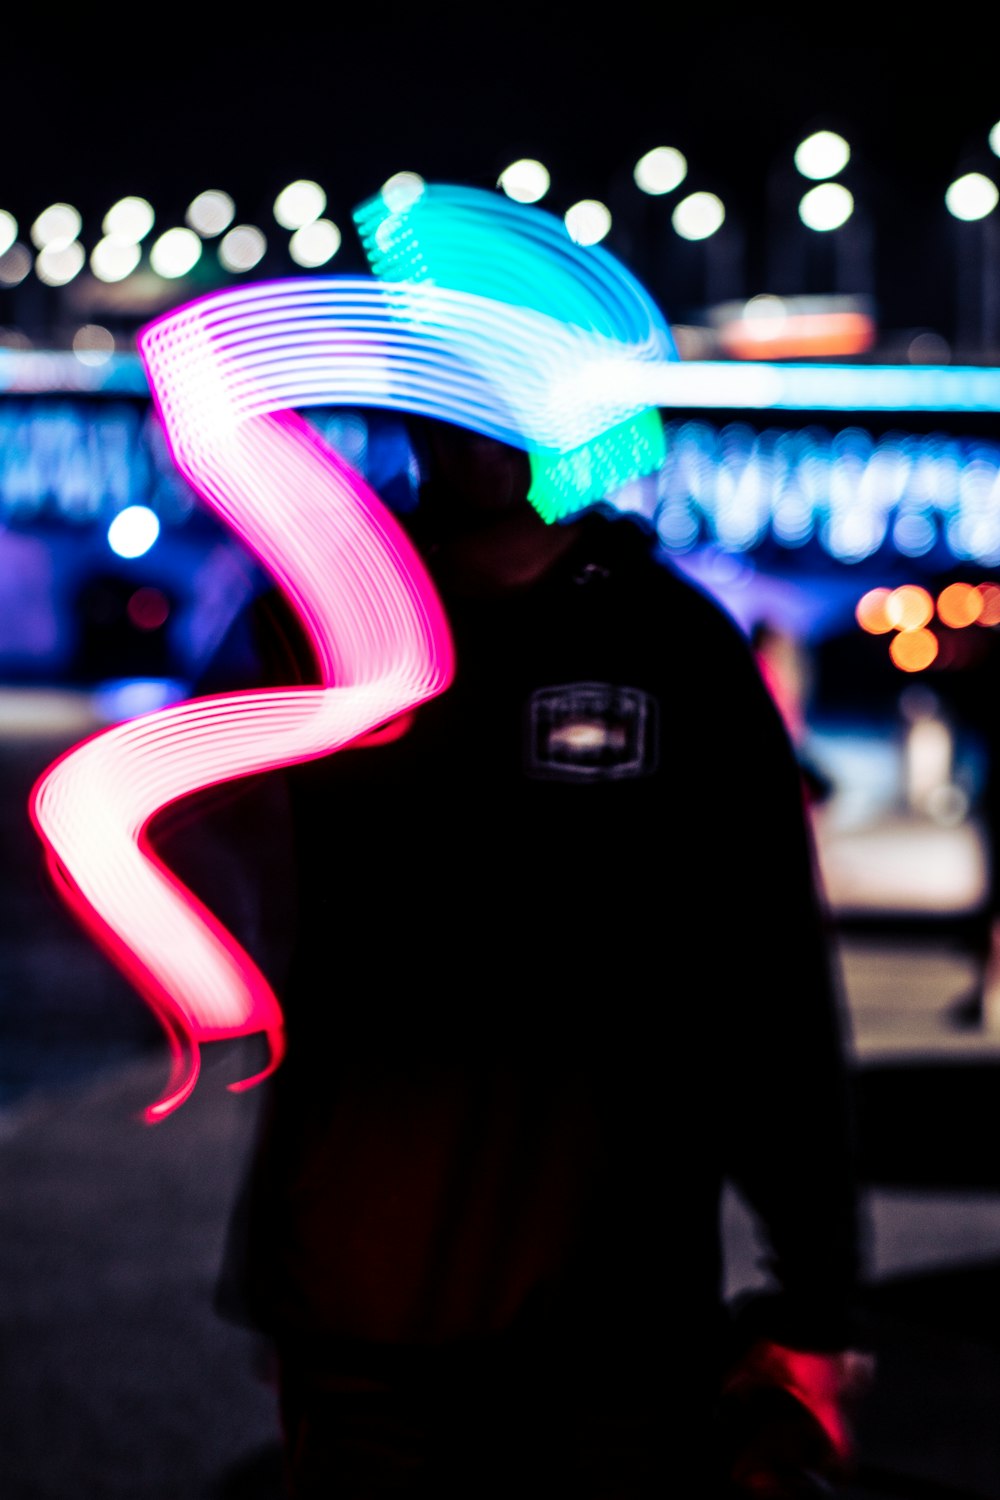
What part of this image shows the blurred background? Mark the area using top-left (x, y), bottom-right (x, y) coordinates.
top-left (6, 16), bottom-right (1000, 982)
top-left (6, 11), bottom-right (1000, 1498)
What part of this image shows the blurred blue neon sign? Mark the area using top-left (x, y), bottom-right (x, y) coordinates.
top-left (4, 353), bottom-right (1000, 566)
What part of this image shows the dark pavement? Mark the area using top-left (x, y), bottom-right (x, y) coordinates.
top-left (5, 723), bottom-right (1000, 1499)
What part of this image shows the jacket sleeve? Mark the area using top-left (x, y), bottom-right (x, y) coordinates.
top-left (709, 618), bottom-right (866, 1353)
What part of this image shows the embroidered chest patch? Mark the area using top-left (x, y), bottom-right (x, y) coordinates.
top-left (524, 682), bottom-right (658, 781)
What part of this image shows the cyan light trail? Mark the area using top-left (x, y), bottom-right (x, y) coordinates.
top-left (354, 180), bottom-right (675, 521)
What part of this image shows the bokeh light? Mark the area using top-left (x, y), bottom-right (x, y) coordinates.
top-left (0, 210), bottom-right (17, 256)
top-left (72, 325), bottom-right (115, 367)
top-left (289, 219), bottom-right (342, 267)
top-left (564, 199), bottom-right (611, 245)
top-left (90, 236), bottom-right (142, 283)
top-left (36, 241), bottom-right (85, 286)
top-left (936, 581), bottom-right (983, 627)
top-left (886, 584), bottom-right (934, 631)
top-left (799, 182), bottom-right (854, 231)
top-left (186, 190), bottom-right (236, 237)
top-left (890, 627), bottom-right (939, 672)
top-left (497, 159), bottom-right (551, 203)
top-left (945, 172), bottom-right (998, 222)
top-left (633, 146), bottom-right (687, 195)
top-left (219, 224), bottom-right (267, 272)
top-left (381, 172), bottom-right (425, 212)
top-left (103, 197), bottom-right (155, 243)
top-left (977, 583), bottom-right (1000, 625)
top-left (907, 330), bottom-right (951, 363)
top-left (892, 510), bottom-right (937, 556)
top-left (127, 586), bottom-right (170, 630)
top-left (672, 191), bottom-right (725, 240)
top-left (794, 130), bottom-right (850, 180)
top-left (273, 179), bottom-right (326, 230)
top-left (856, 586), bottom-right (894, 634)
top-left (30, 202), bottom-right (81, 251)
top-left (150, 227), bottom-right (202, 278)
top-left (108, 505), bottom-right (160, 559)
top-left (0, 243), bottom-right (31, 287)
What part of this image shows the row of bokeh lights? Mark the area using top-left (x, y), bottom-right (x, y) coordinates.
top-left (856, 579), bottom-right (1000, 672)
top-left (0, 161), bottom-right (665, 298)
top-left (622, 125), bottom-right (1000, 232)
top-left (0, 126), bottom-right (941, 298)
top-left (0, 179), bottom-right (345, 290)
top-left (4, 122), bottom-right (1000, 302)
top-left (500, 152), bottom-right (727, 241)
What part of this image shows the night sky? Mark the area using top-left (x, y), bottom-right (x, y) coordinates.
top-left (6, 10), bottom-right (1000, 342)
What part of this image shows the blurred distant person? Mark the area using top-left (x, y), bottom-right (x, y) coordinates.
top-left (208, 417), bottom-right (870, 1498)
top-left (751, 617), bottom-right (833, 809)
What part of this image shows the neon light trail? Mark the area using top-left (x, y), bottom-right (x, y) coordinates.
top-left (28, 180), bottom-right (679, 1119)
top-left (354, 181), bottom-right (676, 521)
top-left (30, 427), bottom-right (455, 1120)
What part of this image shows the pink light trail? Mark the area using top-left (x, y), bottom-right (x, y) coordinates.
top-left (29, 295), bottom-right (455, 1122)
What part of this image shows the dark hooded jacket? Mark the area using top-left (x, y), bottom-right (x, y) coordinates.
top-left (208, 505), bottom-right (862, 1416)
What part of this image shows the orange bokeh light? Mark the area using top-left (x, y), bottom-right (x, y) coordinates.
top-left (856, 587), bottom-right (893, 634)
top-left (977, 583), bottom-right (1000, 626)
top-left (886, 584), bottom-right (934, 632)
top-left (937, 582), bottom-right (983, 629)
top-left (889, 627), bottom-right (939, 672)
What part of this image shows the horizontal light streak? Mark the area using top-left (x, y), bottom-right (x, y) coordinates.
top-left (7, 348), bottom-right (1000, 413)
top-left (643, 361), bottom-right (1000, 412)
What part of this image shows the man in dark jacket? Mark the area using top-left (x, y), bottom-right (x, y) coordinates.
top-left (212, 416), bottom-right (869, 1498)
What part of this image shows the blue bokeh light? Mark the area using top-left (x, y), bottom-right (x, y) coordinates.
top-left (107, 504), bottom-right (160, 559)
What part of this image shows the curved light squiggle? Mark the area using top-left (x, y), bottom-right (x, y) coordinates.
top-left (31, 403), bottom-right (455, 1121)
top-left (28, 184), bottom-right (679, 1120)
top-left (355, 181), bottom-right (677, 520)
top-left (138, 275), bottom-right (671, 508)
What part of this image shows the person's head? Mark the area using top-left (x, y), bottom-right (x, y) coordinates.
top-left (408, 417), bottom-right (534, 542)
